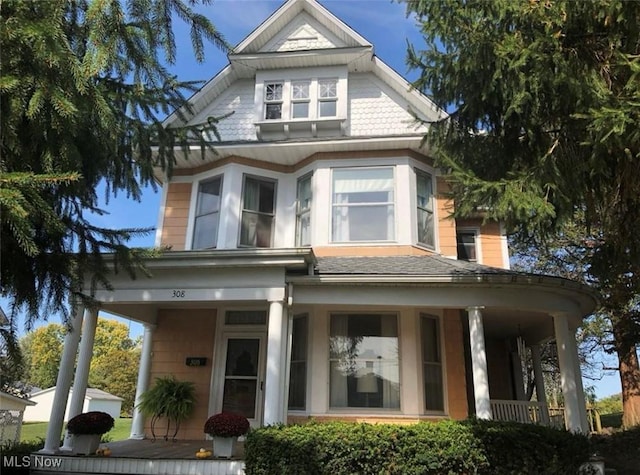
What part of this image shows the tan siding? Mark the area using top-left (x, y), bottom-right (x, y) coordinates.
top-left (436, 178), bottom-right (457, 257)
top-left (147, 309), bottom-right (217, 440)
top-left (443, 309), bottom-right (469, 420)
top-left (313, 245), bottom-right (435, 257)
top-left (160, 183), bottom-right (192, 250)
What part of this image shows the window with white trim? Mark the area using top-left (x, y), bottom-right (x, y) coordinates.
top-left (295, 173), bottom-right (312, 246)
top-left (291, 81), bottom-right (310, 119)
top-left (264, 82), bottom-right (283, 120)
top-left (416, 170), bottom-right (435, 248)
top-left (456, 230), bottom-right (478, 261)
top-left (318, 79), bottom-right (337, 117)
top-left (239, 175), bottom-right (276, 248)
top-left (288, 314), bottom-right (308, 411)
top-left (421, 314), bottom-right (444, 412)
top-left (331, 167), bottom-right (395, 242)
top-left (329, 313), bottom-right (400, 409)
top-left (192, 176), bottom-right (222, 249)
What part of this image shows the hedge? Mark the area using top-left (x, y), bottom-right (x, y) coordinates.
top-left (244, 419), bottom-right (590, 475)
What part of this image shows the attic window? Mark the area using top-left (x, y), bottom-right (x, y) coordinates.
top-left (264, 82), bottom-right (283, 120)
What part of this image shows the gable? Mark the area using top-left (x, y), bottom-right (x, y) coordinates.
top-left (261, 11), bottom-right (346, 52)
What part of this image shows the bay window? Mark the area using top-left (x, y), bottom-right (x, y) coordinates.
top-left (416, 170), bottom-right (435, 248)
top-left (239, 176), bottom-right (276, 247)
top-left (192, 176), bottom-right (222, 249)
top-left (331, 167), bottom-right (395, 242)
top-left (329, 314), bottom-right (400, 409)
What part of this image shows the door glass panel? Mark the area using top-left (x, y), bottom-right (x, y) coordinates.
top-left (222, 339), bottom-right (260, 418)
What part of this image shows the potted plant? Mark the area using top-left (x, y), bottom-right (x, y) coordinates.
top-left (137, 376), bottom-right (196, 440)
top-left (66, 411), bottom-right (114, 455)
top-left (204, 412), bottom-right (250, 458)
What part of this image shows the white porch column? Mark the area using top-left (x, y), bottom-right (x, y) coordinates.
top-left (553, 313), bottom-right (584, 432)
top-left (530, 344), bottom-right (549, 424)
top-left (41, 305), bottom-right (85, 454)
top-left (264, 299), bottom-right (285, 425)
top-left (568, 328), bottom-right (590, 433)
top-left (467, 306), bottom-right (492, 419)
top-left (130, 323), bottom-right (156, 439)
top-left (61, 307), bottom-right (99, 451)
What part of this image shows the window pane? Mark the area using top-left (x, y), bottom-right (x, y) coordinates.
top-left (422, 316), bottom-right (444, 411)
top-left (416, 172), bottom-right (434, 247)
top-left (416, 173), bottom-right (433, 211)
top-left (319, 79), bottom-right (337, 98)
top-left (417, 208), bottom-right (435, 247)
top-left (332, 205), bottom-right (393, 241)
top-left (329, 314), bottom-right (399, 409)
top-left (297, 176), bottom-right (312, 212)
top-left (192, 213), bottom-right (219, 249)
top-left (240, 212), bottom-right (273, 247)
top-left (225, 310), bottom-right (267, 325)
top-left (265, 103), bottom-right (282, 120)
top-left (457, 232), bottom-right (477, 261)
top-left (319, 100), bottom-right (336, 117)
top-left (296, 175), bottom-right (312, 246)
top-left (292, 102), bottom-right (309, 118)
top-left (265, 83), bottom-right (282, 101)
top-left (196, 178), bottom-right (221, 215)
top-left (291, 82), bottom-right (309, 99)
top-left (288, 316), bottom-right (308, 410)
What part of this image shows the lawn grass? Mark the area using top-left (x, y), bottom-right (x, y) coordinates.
top-left (20, 418), bottom-right (132, 443)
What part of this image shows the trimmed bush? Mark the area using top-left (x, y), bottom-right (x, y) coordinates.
top-left (245, 419), bottom-right (591, 475)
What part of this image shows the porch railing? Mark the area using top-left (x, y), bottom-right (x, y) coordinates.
top-left (490, 400), bottom-right (550, 425)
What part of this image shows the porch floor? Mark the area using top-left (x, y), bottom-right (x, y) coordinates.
top-left (31, 439), bottom-right (246, 475)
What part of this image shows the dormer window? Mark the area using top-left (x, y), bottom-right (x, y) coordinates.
top-left (264, 82), bottom-right (283, 120)
top-left (291, 81), bottom-right (310, 119)
top-left (318, 79), bottom-right (337, 117)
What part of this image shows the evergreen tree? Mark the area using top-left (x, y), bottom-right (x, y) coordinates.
top-left (0, 0), bottom-right (228, 326)
top-left (406, 0), bottom-right (640, 427)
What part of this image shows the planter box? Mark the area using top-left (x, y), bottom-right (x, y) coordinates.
top-left (212, 436), bottom-right (236, 458)
top-left (72, 433), bottom-right (101, 455)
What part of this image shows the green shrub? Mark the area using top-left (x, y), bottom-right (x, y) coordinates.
top-left (245, 419), bottom-right (591, 475)
top-left (467, 419), bottom-right (590, 475)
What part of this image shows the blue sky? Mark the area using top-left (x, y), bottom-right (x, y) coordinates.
top-left (6, 0), bottom-right (622, 398)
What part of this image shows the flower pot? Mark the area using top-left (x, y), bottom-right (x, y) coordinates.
top-left (72, 434), bottom-right (101, 455)
top-left (212, 436), bottom-right (236, 458)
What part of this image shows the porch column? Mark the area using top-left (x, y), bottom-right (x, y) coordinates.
top-left (568, 329), bottom-right (589, 433)
top-left (61, 307), bottom-right (99, 451)
top-left (264, 299), bottom-right (285, 425)
top-left (130, 323), bottom-right (156, 439)
top-left (41, 305), bottom-right (85, 454)
top-left (530, 344), bottom-right (549, 424)
top-left (553, 313), bottom-right (584, 432)
top-left (467, 306), bottom-right (492, 419)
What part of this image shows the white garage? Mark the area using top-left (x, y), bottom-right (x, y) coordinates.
top-left (23, 387), bottom-right (122, 422)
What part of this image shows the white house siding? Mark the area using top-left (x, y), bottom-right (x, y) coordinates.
top-left (191, 80), bottom-right (257, 142)
top-left (263, 12), bottom-right (343, 52)
top-left (348, 73), bottom-right (426, 136)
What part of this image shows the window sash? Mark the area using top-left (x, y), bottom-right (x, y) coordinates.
top-left (416, 171), bottom-right (435, 247)
top-left (456, 232), bottom-right (477, 261)
top-left (240, 177), bottom-right (276, 247)
top-left (192, 177), bottom-right (222, 249)
top-left (421, 315), bottom-right (444, 412)
top-left (329, 314), bottom-right (400, 409)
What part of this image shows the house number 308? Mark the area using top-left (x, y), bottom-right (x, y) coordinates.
top-left (172, 290), bottom-right (186, 298)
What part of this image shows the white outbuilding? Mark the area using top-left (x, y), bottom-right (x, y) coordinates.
top-left (23, 387), bottom-right (122, 422)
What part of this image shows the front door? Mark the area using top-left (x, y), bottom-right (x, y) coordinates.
top-left (219, 334), bottom-right (266, 427)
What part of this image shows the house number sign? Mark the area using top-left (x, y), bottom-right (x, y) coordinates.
top-left (186, 357), bottom-right (207, 367)
top-left (172, 290), bottom-right (186, 298)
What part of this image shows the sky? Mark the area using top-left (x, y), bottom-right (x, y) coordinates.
top-left (5, 0), bottom-right (622, 398)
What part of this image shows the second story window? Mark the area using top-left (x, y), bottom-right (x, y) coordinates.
top-left (264, 82), bottom-right (283, 120)
top-left (296, 174), bottom-right (312, 246)
top-left (240, 176), bottom-right (276, 248)
top-left (318, 79), bottom-right (337, 117)
top-left (456, 230), bottom-right (478, 261)
top-left (332, 167), bottom-right (395, 242)
top-left (291, 81), bottom-right (310, 119)
top-left (416, 171), bottom-right (435, 248)
top-left (192, 176), bottom-right (222, 249)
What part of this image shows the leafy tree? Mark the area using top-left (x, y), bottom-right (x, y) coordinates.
top-left (20, 318), bottom-right (140, 413)
top-left (406, 0), bottom-right (640, 427)
top-left (0, 0), bottom-right (228, 327)
top-left (597, 393), bottom-right (623, 415)
top-left (0, 324), bottom-right (25, 395)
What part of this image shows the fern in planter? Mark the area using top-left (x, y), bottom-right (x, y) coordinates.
top-left (138, 376), bottom-right (196, 441)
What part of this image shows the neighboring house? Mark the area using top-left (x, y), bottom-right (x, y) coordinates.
top-left (24, 387), bottom-right (122, 422)
top-left (0, 391), bottom-right (36, 444)
top-left (41, 0), bottom-right (596, 452)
